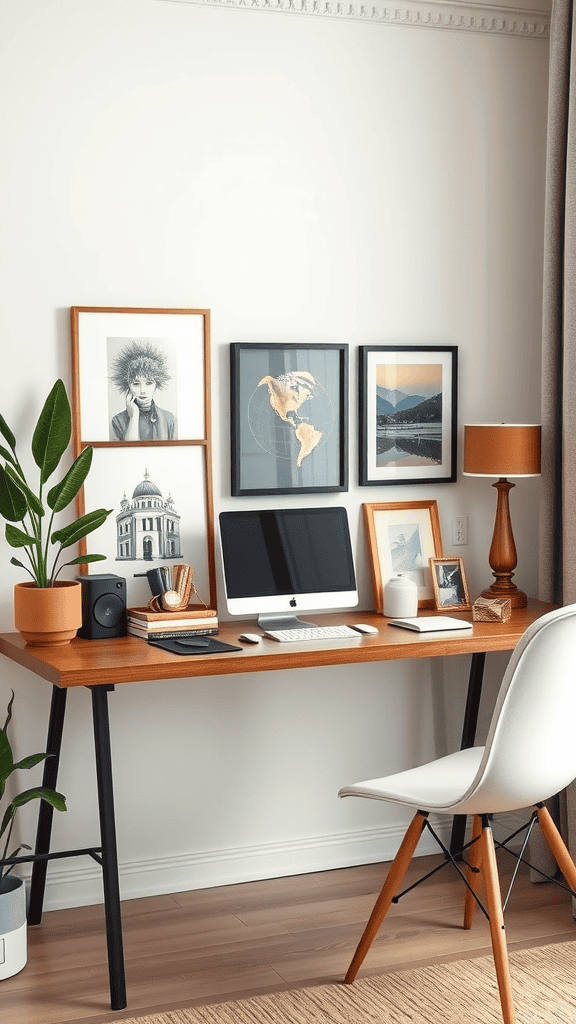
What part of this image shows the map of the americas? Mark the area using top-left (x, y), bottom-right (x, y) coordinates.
top-left (252, 370), bottom-right (327, 467)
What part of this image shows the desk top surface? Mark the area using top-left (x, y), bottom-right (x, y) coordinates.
top-left (0, 601), bottom-right (554, 688)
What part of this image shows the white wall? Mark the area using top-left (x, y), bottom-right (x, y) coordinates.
top-left (0, 0), bottom-right (548, 908)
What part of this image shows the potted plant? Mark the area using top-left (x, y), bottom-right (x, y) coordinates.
top-left (0, 379), bottom-right (112, 645)
top-left (0, 691), bottom-right (66, 979)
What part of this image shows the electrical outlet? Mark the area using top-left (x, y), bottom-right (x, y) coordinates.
top-left (453, 515), bottom-right (468, 546)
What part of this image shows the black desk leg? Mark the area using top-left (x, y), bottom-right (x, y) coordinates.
top-left (91, 685), bottom-right (127, 1011)
top-left (450, 652), bottom-right (487, 856)
top-left (28, 685), bottom-right (68, 926)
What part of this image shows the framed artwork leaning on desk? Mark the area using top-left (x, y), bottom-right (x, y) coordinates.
top-left (363, 500), bottom-right (444, 612)
top-left (430, 556), bottom-right (471, 611)
top-left (70, 307), bottom-right (217, 610)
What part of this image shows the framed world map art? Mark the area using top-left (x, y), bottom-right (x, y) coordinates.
top-left (230, 342), bottom-right (349, 496)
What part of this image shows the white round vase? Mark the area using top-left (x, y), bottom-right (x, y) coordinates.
top-left (383, 574), bottom-right (418, 618)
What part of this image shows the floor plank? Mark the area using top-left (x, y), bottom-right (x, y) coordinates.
top-left (2, 850), bottom-right (575, 1024)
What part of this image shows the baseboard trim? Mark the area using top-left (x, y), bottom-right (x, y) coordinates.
top-left (21, 811), bottom-right (528, 911)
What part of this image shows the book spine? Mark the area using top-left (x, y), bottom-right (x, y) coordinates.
top-left (128, 607), bottom-right (217, 622)
top-left (128, 618), bottom-right (218, 631)
top-left (128, 626), bottom-right (219, 640)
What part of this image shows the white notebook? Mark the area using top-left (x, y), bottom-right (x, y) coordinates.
top-left (389, 616), bottom-right (473, 633)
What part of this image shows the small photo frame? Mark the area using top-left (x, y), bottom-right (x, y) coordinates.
top-left (359, 345), bottom-right (458, 486)
top-left (230, 342), bottom-right (348, 496)
top-left (363, 500), bottom-right (443, 611)
top-left (430, 557), bottom-right (471, 611)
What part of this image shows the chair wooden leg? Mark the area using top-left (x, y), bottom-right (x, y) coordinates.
top-left (536, 805), bottom-right (576, 891)
top-left (480, 817), bottom-right (516, 1024)
top-left (463, 814), bottom-right (483, 930)
top-left (344, 811), bottom-right (427, 985)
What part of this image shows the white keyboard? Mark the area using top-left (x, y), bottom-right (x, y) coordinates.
top-left (264, 624), bottom-right (360, 643)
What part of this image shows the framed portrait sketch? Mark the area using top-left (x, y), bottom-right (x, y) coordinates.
top-left (230, 342), bottom-right (348, 496)
top-left (70, 307), bottom-right (217, 609)
top-left (430, 557), bottom-right (471, 612)
top-left (359, 345), bottom-right (458, 486)
top-left (70, 307), bottom-right (210, 445)
top-left (363, 500), bottom-right (443, 611)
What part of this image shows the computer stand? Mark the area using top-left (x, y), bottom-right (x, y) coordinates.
top-left (257, 613), bottom-right (318, 631)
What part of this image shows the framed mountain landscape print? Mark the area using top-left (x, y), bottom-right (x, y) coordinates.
top-left (359, 345), bottom-right (457, 486)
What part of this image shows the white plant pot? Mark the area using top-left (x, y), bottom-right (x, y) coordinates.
top-left (0, 876), bottom-right (27, 980)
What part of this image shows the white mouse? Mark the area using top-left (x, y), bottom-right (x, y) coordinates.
top-left (351, 623), bottom-right (379, 635)
top-left (238, 633), bottom-right (262, 644)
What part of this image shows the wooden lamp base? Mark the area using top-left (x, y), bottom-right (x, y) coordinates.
top-left (482, 478), bottom-right (527, 610)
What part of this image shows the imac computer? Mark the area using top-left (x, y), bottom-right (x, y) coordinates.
top-left (219, 506), bottom-right (358, 632)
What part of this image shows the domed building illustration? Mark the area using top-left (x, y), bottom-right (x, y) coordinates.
top-left (116, 470), bottom-right (182, 561)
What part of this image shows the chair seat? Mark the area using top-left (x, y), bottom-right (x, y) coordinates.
top-left (338, 746), bottom-right (485, 811)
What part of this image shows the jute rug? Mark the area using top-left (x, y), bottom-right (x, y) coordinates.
top-left (107, 940), bottom-right (576, 1023)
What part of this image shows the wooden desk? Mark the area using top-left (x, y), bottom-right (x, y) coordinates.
top-left (0, 600), bottom-right (553, 1010)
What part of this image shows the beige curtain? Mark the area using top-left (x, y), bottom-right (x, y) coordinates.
top-left (537, 0), bottom-right (576, 890)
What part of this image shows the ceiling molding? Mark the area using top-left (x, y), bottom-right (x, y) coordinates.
top-left (156, 0), bottom-right (550, 36)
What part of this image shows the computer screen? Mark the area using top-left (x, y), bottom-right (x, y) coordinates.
top-left (219, 506), bottom-right (358, 629)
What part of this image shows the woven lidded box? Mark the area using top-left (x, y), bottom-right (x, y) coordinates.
top-left (472, 597), bottom-right (512, 622)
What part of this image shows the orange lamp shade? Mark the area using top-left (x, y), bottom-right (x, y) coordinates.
top-left (463, 424), bottom-right (541, 477)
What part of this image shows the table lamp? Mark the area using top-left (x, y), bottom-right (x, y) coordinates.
top-left (463, 423), bottom-right (541, 609)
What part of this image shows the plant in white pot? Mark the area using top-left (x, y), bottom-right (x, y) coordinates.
top-left (0, 379), bottom-right (112, 645)
top-left (0, 691), bottom-right (66, 979)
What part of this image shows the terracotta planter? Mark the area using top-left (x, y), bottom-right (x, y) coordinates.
top-left (14, 580), bottom-right (82, 647)
top-left (0, 875), bottom-right (27, 980)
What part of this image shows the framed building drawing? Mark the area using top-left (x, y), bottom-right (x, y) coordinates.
top-left (230, 342), bottom-right (348, 496)
top-left (359, 345), bottom-right (458, 486)
top-left (363, 500), bottom-right (444, 611)
top-left (70, 307), bottom-right (217, 609)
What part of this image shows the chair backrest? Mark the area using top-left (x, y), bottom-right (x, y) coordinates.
top-left (462, 604), bottom-right (576, 814)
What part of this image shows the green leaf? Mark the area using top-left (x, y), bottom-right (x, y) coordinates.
top-left (0, 412), bottom-right (16, 452)
top-left (0, 729), bottom-right (14, 798)
top-left (51, 508), bottom-right (112, 550)
top-left (0, 465), bottom-right (27, 522)
top-left (12, 752), bottom-right (50, 771)
top-left (3, 692), bottom-right (14, 734)
top-left (5, 464), bottom-right (44, 518)
top-left (31, 380), bottom-right (72, 484)
top-left (64, 554), bottom-right (107, 566)
top-left (11, 787), bottom-right (66, 813)
top-left (47, 446), bottom-right (93, 512)
top-left (0, 803), bottom-right (15, 841)
top-left (5, 523), bottom-right (40, 549)
top-left (0, 443), bottom-right (18, 468)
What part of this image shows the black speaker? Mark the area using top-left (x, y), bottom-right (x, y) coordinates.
top-left (77, 574), bottom-right (127, 639)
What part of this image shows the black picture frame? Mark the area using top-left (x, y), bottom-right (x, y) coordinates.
top-left (359, 345), bottom-right (458, 487)
top-left (230, 342), bottom-right (348, 496)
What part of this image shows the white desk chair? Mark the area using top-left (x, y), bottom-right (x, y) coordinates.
top-left (339, 604), bottom-right (576, 1024)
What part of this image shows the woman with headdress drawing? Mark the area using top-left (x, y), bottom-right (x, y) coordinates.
top-left (109, 341), bottom-right (177, 441)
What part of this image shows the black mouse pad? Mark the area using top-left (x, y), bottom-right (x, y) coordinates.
top-left (147, 637), bottom-right (244, 655)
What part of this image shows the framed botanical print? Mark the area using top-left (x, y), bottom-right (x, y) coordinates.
top-left (359, 345), bottom-right (457, 486)
top-left (363, 500), bottom-right (444, 611)
top-left (230, 342), bottom-right (348, 496)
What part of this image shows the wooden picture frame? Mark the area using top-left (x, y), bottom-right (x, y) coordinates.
top-left (363, 500), bottom-right (443, 611)
top-left (359, 345), bottom-right (458, 486)
top-left (429, 556), bottom-right (471, 612)
top-left (230, 342), bottom-right (348, 496)
top-left (70, 307), bottom-right (216, 610)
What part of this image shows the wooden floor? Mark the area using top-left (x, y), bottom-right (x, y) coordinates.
top-left (3, 848), bottom-right (576, 1024)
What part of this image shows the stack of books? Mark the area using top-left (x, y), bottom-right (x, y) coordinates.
top-left (127, 605), bottom-right (218, 641)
